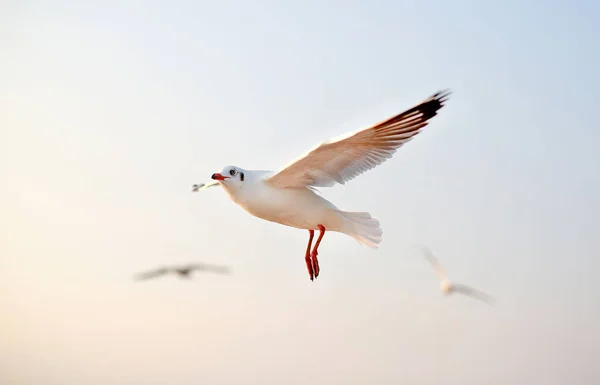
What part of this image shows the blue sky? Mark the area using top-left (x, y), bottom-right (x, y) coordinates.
top-left (1, 0), bottom-right (599, 384)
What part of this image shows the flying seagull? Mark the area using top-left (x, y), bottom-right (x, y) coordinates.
top-left (134, 262), bottom-right (231, 281)
top-left (194, 90), bottom-right (450, 281)
top-left (421, 247), bottom-right (495, 305)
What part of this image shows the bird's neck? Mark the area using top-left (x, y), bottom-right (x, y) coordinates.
top-left (222, 177), bottom-right (262, 204)
top-left (222, 184), bottom-right (244, 203)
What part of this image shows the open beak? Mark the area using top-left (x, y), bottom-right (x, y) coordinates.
top-left (211, 173), bottom-right (229, 181)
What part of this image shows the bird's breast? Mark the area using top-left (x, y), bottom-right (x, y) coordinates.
top-left (226, 183), bottom-right (337, 229)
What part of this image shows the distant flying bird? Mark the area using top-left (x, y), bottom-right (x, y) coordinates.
top-left (193, 90), bottom-right (451, 281)
top-left (421, 247), bottom-right (495, 305)
top-left (134, 263), bottom-right (231, 281)
top-left (192, 181), bottom-right (219, 192)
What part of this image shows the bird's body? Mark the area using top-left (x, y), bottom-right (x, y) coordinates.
top-left (219, 169), bottom-right (380, 246)
top-left (227, 178), bottom-right (342, 231)
top-left (439, 279), bottom-right (453, 294)
top-left (172, 268), bottom-right (195, 278)
top-left (195, 90), bottom-right (451, 281)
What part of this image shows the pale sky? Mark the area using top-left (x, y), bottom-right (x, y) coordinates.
top-left (1, 0), bottom-right (599, 384)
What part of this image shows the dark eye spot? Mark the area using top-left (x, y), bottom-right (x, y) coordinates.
top-left (240, 172), bottom-right (244, 181)
top-left (229, 169), bottom-right (237, 176)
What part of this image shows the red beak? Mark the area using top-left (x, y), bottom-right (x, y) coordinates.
top-left (211, 173), bottom-right (229, 181)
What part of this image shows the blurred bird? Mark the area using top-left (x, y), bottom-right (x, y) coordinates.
top-left (192, 181), bottom-right (219, 192)
top-left (134, 262), bottom-right (231, 281)
top-left (421, 247), bottom-right (495, 305)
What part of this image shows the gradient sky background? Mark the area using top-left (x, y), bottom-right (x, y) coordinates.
top-left (2, 0), bottom-right (600, 384)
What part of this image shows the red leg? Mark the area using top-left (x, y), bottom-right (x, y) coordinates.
top-left (304, 230), bottom-right (315, 281)
top-left (311, 225), bottom-right (326, 279)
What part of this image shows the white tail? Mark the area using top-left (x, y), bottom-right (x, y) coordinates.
top-left (337, 211), bottom-right (383, 248)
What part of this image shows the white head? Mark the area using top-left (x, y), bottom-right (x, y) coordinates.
top-left (211, 165), bottom-right (246, 193)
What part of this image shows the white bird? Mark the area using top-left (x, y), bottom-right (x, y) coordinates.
top-left (421, 247), bottom-right (495, 305)
top-left (134, 262), bottom-right (231, 281)
top-left (195, 90), bottom-right (450, 281)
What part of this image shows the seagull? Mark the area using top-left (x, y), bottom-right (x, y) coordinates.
top-left (195, 90), bottom-right (450, 281)
top-left (421, 247), bottom-right (495, 305)
top-left (134, 262), bottom-right (231, 281)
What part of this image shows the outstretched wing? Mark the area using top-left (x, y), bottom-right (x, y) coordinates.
top-left (188, 262), bottom-right (231, 275)
top-left (266, 90), bottom-right (450, 189)
top-left (453, 284), bottom-right (495, 305)
top-left (420, 246), bottom-right (448, 281)
top-left (134, 267), bottom-right (170, 281)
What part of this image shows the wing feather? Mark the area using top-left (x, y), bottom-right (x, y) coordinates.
top-left (266, 90), bottom-right (450, 189)
top-left (420, 246), bottom-right (448, 281)
top-left (453, 284), bottom-right (495, 305)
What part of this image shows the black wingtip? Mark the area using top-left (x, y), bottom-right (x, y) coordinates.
top-left (419, 89), bottom-right (451, 120)
top-left (434, 89), bottom-right (451, 103)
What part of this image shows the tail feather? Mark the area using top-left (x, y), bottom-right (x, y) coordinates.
top-left (337, 211), bottom-right (383, 248)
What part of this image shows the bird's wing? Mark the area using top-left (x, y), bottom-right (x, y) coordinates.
top-left (188, 262), bottom-right (231, 274)
top-left (265, 90), bottom-right (450, 189)
top-left (192, 180), bottom-right (220, 192)
top-left (134, 267), bottom-right (170, 280)
top-left (453, 284), bottom-right (495, 305)
top-left (420, 246), bottom-right (448, 281)
top-left (205, 264), bottom-right (231, 274)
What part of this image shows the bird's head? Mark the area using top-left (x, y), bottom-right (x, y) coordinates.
top-left (211, 165), bottom-right (246, 192)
